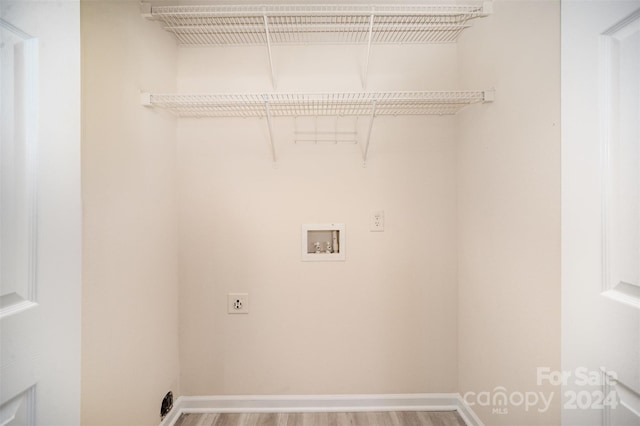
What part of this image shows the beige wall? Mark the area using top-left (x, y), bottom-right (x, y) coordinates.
top-left (81, 1), bottom-right (180, 424)
top-left (456, 1), bottom-right (561, 425)
top-left (176, 43), bottom-right (461, 395)
top-left (79, 1), bottom-right (562, 424)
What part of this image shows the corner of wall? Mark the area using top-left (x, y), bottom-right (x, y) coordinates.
top-left (81, 1), bottom-right (180, 424)
top-left (455, 1), bottom-right (562, 425)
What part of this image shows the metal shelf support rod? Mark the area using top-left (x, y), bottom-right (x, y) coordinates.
top-left (362, 100), bottom-right (377, 166)
top-left (362, 13), bottom-right (375, 90)
top-left (263, 14), bottom-right (276, 88)
top-left (264, 100), bottom-right (277, 162)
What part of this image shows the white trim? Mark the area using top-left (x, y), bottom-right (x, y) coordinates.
top-left (0, 385), bottom-right (36, 426)
top-left (160, 393), bottom-right (484, 426)
top-left (455, 393), bottom-right (485, 426)
top-left (0, 299), bottom-right (38, 320)
top-left (159, 398), bottom-right (182, 426)
top-left (602, 282), bottom-right (640, 309)
top-left (599, 7), bottom-right (640, 304)
top-left (25, 386), bottom-right (36, 426)
top-left (0, 24), bottom-right (39, 312)
top-left (23, 37), bottom-right (39, 304)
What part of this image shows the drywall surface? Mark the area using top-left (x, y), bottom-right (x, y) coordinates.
top-left (456, 1), bottom-right (561, 425)
top-left (176, 43), bottom-right (460, 395)
top-left (81, 2), bottom-right (180, 424)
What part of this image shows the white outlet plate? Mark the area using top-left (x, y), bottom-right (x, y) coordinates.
top-left (228, 293), bottom-right (249, 314)
top-left (370, 210), bottom-right (384, 232)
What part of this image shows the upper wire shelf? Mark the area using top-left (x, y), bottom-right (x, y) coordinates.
top-left (142, 3), bottom-right (492, 46)
top-left (141, 90), bottom-right (493, 118)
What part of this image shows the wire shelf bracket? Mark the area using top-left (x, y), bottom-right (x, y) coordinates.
top-left (262, 14), bottom-right (277, 88)
top-left (362, 100), bottom-right (377, 166)
top-left (264, 98), bottom-right (277, 163)
top-left (362, 13), bottom-right (375, 89)
top-left (141, 89), bottom-right (495, 164)
top-left (141, 2), bottom-right (492, 89)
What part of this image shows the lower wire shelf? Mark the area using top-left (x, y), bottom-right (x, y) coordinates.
top-left (141, 90), bottom-right (494, 118)
top-left (140, 90), bottom-right (494, 164)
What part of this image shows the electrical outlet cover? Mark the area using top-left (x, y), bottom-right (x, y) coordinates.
top-left (370, 210), bottom-right (384, 232)
top-left (228, 293), bottom-right (249, 314)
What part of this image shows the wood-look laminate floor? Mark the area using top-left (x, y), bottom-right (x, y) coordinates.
top-left (174, 411), bottom-right (466, 426)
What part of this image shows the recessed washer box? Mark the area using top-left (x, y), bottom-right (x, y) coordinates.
top-left (301, 223), bottom-right (345, 261)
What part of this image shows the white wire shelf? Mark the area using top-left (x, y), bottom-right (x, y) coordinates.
top-left (143, 3), bottom-right (491, 46)
top-left (141, 3), bottom-right (492, 88)
top-left (142, 90), bottom-right (494, 164)
top-left (141, 90), bottom-right (493, 118)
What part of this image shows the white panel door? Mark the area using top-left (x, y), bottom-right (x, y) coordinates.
top-left (562, 2), bottom-right (640, 425)
top-left (600, 7), bottom-right (640, 424)
top-left (0, 18), bottom-right (40, 426)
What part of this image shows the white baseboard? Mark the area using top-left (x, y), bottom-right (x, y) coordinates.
top-left (160, 393), bottom-right (484, 426)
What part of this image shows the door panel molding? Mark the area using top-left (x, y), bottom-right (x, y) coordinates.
top-left (0, 386), bottom-right (35, 426)
top-left (599, 8), bottom-right (640, 424)
top-left (0, 17), bottom-right (39, 426)
top-left (0, 19), bottom-right (39, 316)
top-left (600, 8), bottom-right (640, 308)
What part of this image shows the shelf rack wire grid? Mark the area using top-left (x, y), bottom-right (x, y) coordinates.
top-left (148, 4), bottom-right (487, 45)
top-left (146, 91), bottom-right (487, 118)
